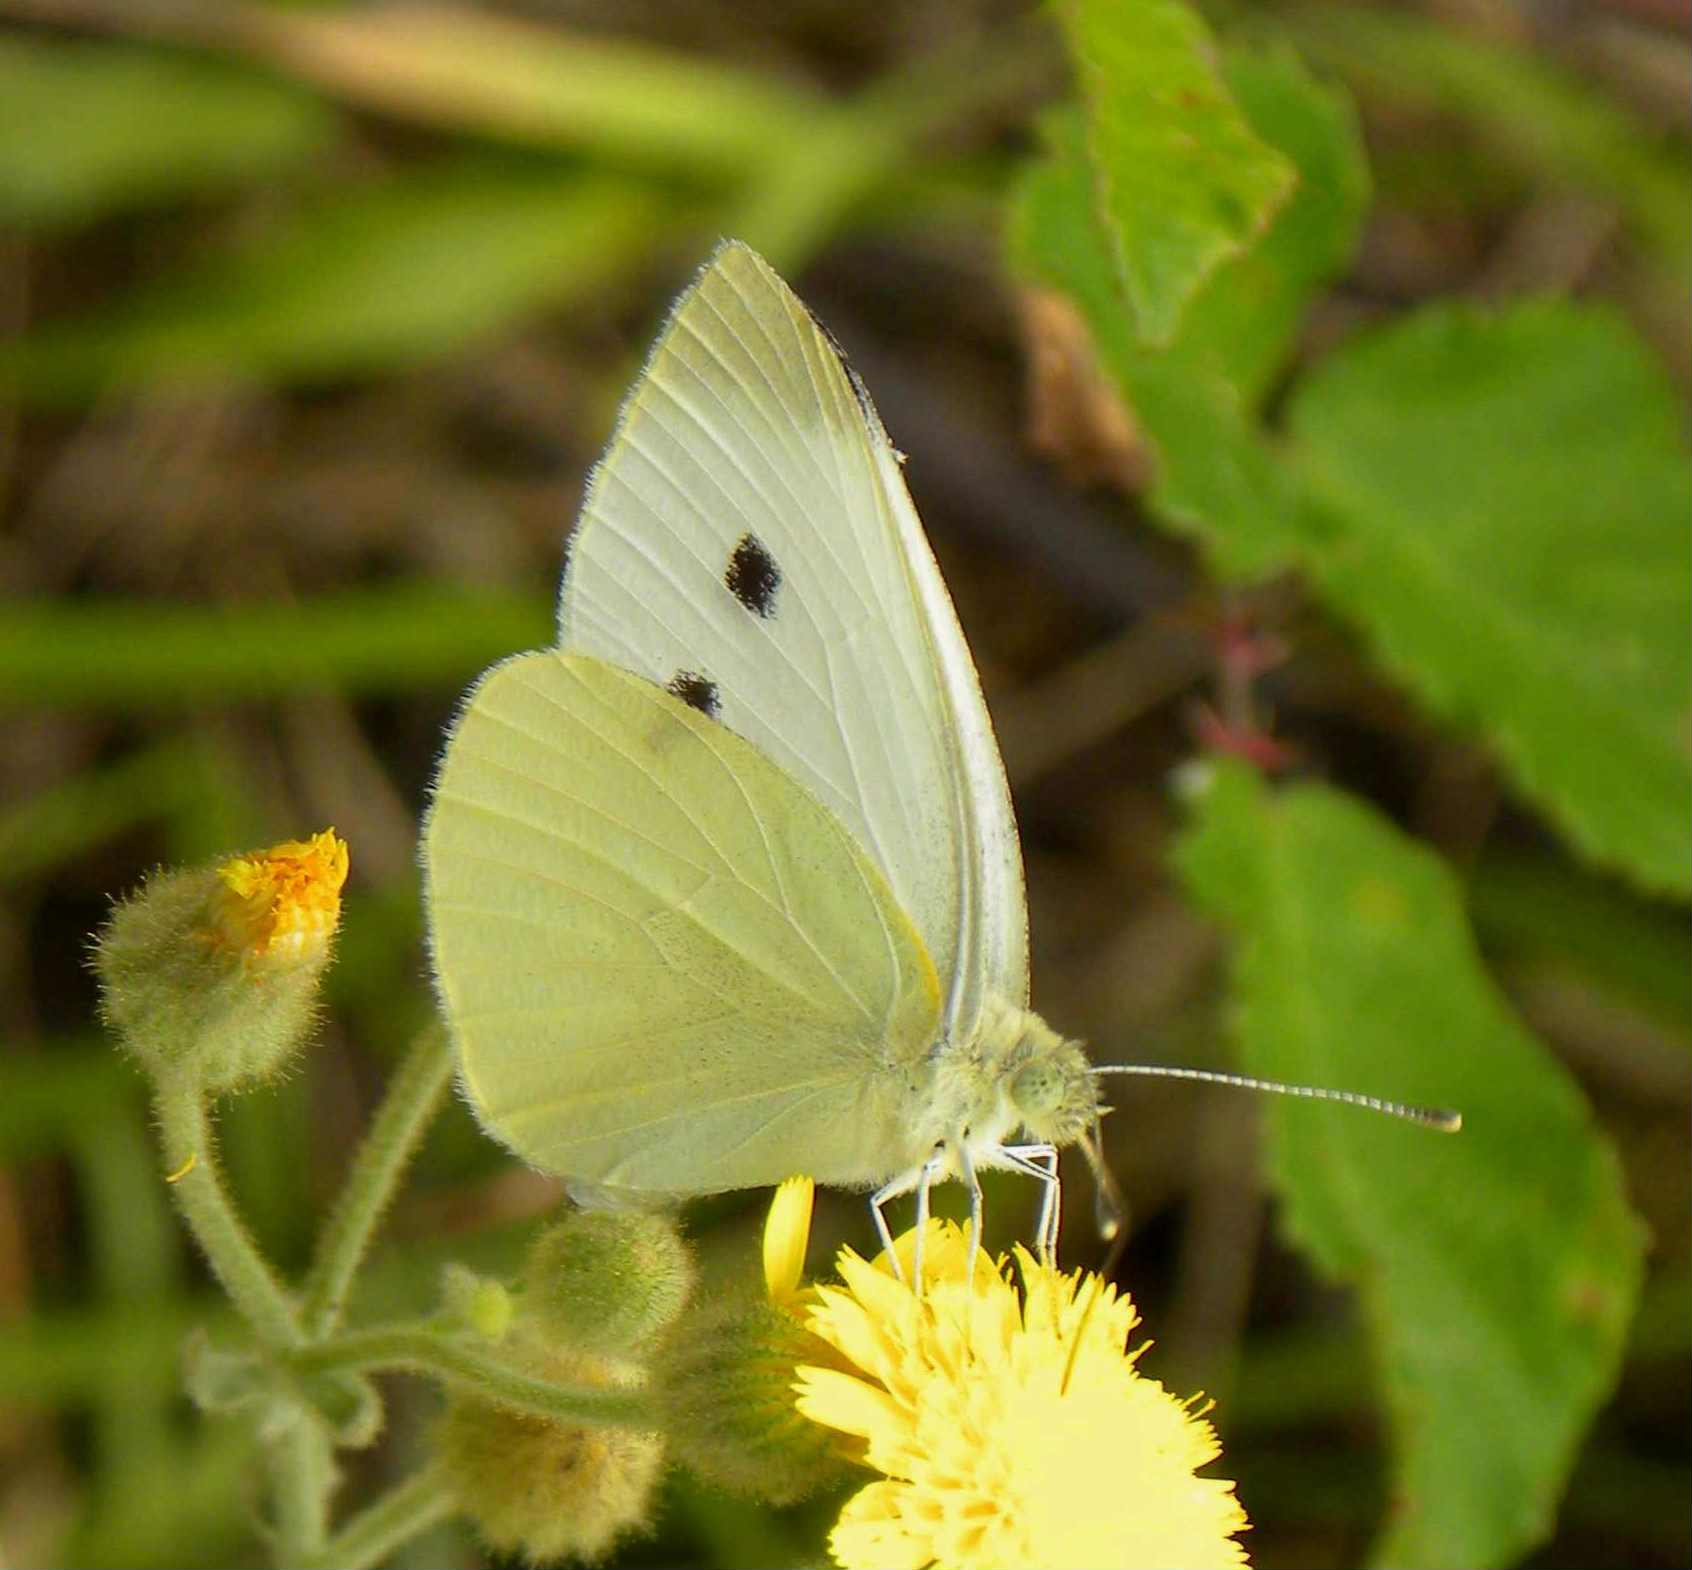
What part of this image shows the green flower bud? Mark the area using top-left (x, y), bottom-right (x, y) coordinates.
top-left (439, 1264), bottom-right (514, 1342)
top-left (523, 1210), bottom-right (695, 1354)
top-left (659, 1290), bottom-right (855, 1507)
top-left (94, 831), bottom-right (348, 1093)
top-left (434, 1342), bottom-right (662, 1564)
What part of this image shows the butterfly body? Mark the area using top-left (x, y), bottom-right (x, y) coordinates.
top-left (424, 238), bottom-right (1084, 1216)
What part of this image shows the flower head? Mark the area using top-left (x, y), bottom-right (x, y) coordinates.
top-left (212, 829), bottom-right (348, 967)
top-left (95, 828), bottom-right (349, 1091)
top-left (794, 1220), bottom-right (1250, 1570)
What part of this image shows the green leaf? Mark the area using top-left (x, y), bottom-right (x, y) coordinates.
top-left (1015, 64), bottom-right (1688, 897)
top-left (1285, 300), bottom-right (1692, 898)
top-left (1169, 42), bottom-right (1370, 405)
top-left (1054, 0), bottom-right (1296, 345)
top-left (1010, 43), bottom-right (1368, 573)
top-left (1177, 761), bottom-right (1645, 1568)
top-left (0, 584), bottom-right (551, 706)
top-left (0, 38), bottom-right (335, 229)
top-left (1010, 105), bottom-right (1287, 566)
top-left (3, 167), bottom-right (666, 401)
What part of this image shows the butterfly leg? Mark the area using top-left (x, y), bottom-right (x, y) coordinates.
top-left (871, 1153), bottom-right (949, 1288)
top-left (910, 1151), bottom-right (948, 1294)
top-left (998, 1143), bottom-right (1061, 1261)
top-left (870, 1171), bottom-right (914, 1283)
top-left (954, 1139), bottom-right (985, 1284)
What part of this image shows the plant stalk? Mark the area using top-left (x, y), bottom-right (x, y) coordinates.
top-left (152, 1070), bottom-right (301, 1348)
top-left (300, 1023), bottom-right (454, 1337)
top-left (287, 1324), bottom-right (657, 1428)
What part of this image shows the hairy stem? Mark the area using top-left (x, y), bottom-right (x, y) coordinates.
top-left (287, 1324), bottom-right (656, 1428)
top-left (152, 1070), bottom-right (300, 1348)
top-left (298, 1461), bottom-right (457, 1570)
top-left (300, 1024), bottom-right (454, 1337)
top-left (271, 1415), bottom-right (336, 1562)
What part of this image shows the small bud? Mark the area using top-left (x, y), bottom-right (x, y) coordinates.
top-left (94, 831), bottom-right (348, 1092)
top-left (439, 1264), bottom-right (514, 1342)
top-left (524, 1210), bottom-right (695, 1354)
top-left (659, 1291), bottom-right (855, 1507)
top-left (183, 1330), bottom-right (268, 1415)
top-left (434, 1342), bottom-right (662, 1564)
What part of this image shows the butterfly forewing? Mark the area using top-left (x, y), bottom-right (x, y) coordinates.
top-left (425, 653), bottom-right (943, 1193)
top-left (558, 241), bottom-right (1028, 1041)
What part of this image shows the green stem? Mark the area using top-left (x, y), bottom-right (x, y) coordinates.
top-left (300, 1024), bottom-right (454, 1338)
top-left (271, 1415), bottom-right (336, 1561)
top-left (298, 1462), bottom-right (458, 1570)
top-left (152, 1070), bottom-right (301, 1348)
top-left (286, 1324), bottom-right (657, 1428)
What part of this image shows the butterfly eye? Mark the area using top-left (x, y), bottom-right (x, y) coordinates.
top-left (1009, 1059), bottom-right (1064, 1118)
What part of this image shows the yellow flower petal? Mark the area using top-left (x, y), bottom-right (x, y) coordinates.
top-left (798, 1218), bottom-right (1250, 1570)
top-left (876, 1217), bottom-right (979, 1286)
top-left (833, 1246), bottom-right (920, 1327)
top-left (793, 1366), bottom-right (903, 1445)
top-left (762, 1175), bottom-right (815, 1306)
top-left (806, 1286), bottom-right (901, 1391)
top-left (213, 829), bottom-right (348, 967)
top-left (830, 1481), bottom-right (933, 1570)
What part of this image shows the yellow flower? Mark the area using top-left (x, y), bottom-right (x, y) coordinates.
top-left (213, 829), bottom-right (348, 966)
top-left (793, 1220), bottom-right (1250, 1570)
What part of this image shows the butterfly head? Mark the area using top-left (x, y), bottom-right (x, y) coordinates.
top-left (1004, 1014), bottom-right (1102, 1150)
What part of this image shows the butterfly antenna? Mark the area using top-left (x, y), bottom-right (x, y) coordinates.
top-left (1091, 1064), bottom-right (1462, 1132)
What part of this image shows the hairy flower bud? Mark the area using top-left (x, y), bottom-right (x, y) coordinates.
top-left (439, 1264), bottom-right (515, 1342)
top-left (94, 831), bottom-right (347, 1092)
top-left (524, 1210), bottom-right (695, 1354)
top-left (434, 1342), bottom-right (662, 1564)
top-left (659, 1291), bottom-right (855, 1507)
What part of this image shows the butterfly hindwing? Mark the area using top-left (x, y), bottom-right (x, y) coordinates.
top-left (425, 651), bottom-right (942, 1193)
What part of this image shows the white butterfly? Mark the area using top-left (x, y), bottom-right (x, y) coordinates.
top-left (423, 241), bottom-right (1455, 1269)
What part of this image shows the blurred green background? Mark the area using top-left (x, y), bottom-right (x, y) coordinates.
top-left (0, 1), bottom-right (1686, 1566)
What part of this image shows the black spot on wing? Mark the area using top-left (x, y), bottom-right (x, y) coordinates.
top-left (667, 670), bottom-right (721, 719)
top-left (725, 532), bottom-right (782, 619)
